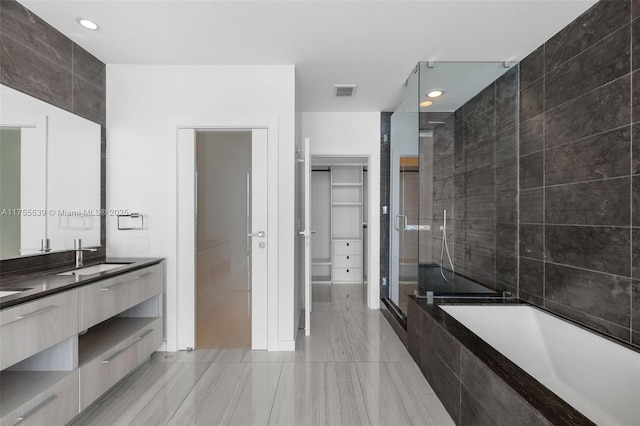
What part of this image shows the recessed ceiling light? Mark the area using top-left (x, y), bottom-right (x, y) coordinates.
top-left (427, 89), bottom-right (445, 98)
top-left (77, 18), bottom-right (99, 30)
top-left (419, 100), bottom-right (433, 107)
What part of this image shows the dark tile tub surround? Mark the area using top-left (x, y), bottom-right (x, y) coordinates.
top-left (0, 0), bottom-right (107, 272)
top-left (407, 296), bottom-right (596, 426)
top-left (518, 0), bottom-right (639, 346)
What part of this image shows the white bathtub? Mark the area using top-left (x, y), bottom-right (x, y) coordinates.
top-left (440, 305), bottom-right (640, 426)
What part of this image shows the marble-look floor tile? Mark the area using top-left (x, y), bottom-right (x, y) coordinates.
top-left (342, 310), bottom-right (413, 362)
top-left (355, 362), bottom-right (412, 426)
top-left (386, 361), bottom-right (454, 426)
top-left (295, 312), bottom-right (353, 361)
top-left (325, 362), bottom-right (370, 426)
top-left (268, 362), bottom-right (327, 425)
top-left (167, 362), bottom-right (282, 426)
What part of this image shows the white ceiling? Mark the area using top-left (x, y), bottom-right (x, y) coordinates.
top-left (20, 0), bottom-right (596, 112)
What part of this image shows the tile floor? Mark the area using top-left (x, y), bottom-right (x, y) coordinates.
top-left (71, 285), bottom-right (453, 425)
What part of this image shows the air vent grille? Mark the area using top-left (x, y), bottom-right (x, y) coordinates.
top-left (334, 84), bottom-right (357, 97)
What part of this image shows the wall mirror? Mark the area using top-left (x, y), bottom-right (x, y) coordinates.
top-left (0, 84), bottom-right (101, 260)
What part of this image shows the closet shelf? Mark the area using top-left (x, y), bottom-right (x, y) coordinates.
top-left (312, 258), bottom-right (331, 265)
top-left (331, 202), bottom-right (363, 206)
top-left (332, 183), bottom-right (363, 187)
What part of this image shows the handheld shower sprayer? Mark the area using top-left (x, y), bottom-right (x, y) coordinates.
top-left (440, 209), bottom-right (455, 282)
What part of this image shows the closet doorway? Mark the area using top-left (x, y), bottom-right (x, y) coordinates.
top-left (310, 157), bottom-right (369, 309)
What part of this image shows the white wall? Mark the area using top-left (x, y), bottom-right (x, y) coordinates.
top-left (301, 112), bottom-right (381, 309)
top-left (107, 65), bottom-right (296, 351)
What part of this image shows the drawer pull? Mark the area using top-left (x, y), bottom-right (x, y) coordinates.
top-left (4, 305), bottom-right (57, 326)
top-left (347, 269), bottom-right (349, 273)
top-left (101, 281), bottom-right (127, 291)
top-left (102, 329), bottom-right (154, 364)
top-left (136, 272), bottom-right (154, 279)
top-left (14, 394), bottom-right (58, 424)
top-left (346, 256), bottom-right (350, 260)
top-left (346, 243), bottom-right (350, 246)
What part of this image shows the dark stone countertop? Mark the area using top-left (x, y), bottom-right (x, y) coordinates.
top-left (0, 257), bottom-right (164, 310)
top-left (409, 295), bottom-right (595, 426)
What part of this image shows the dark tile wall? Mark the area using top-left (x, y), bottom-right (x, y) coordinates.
top-left (0, 0), bottom-right (106, 273)
top-left (380, 112), bottom-right (392, 298)
top-left (429, 67), bottom-right (519, 294)
top-left (518, 0), bottom-right (639, 345)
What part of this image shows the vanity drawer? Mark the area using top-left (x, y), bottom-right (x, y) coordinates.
top-left (333, 254), bottom-right (361, 268)
top-left (0, 370), bottom-right (79, 426)
top-left (333, 267), bottom-right (362, 283)
top-left (79, 264), bottom-right (162, 330)
top-left (79, 317), bottom-right (161, 410)
top-left (333, 240), bottom-right (362, 255)
top-left (0, 290), bottom-right (78, 370)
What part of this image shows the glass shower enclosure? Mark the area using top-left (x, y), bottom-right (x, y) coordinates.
top-left (386, 61), bottom-right (520, 317)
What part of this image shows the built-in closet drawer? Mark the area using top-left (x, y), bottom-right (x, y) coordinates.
top-left (333, 254), bottom-right (362, 268)
top-left (333, 240), bottom-right (362, 255)
top-left (0, 369), bottom-right (79, 426)
top-left (79, 317), bottom-right (161, 410)
top-left (0, 290), bottom-right (78, 370)
top-left (79, 264), bottom-right (162, 330)
top-left (333, 267), bottom-right (362, 283)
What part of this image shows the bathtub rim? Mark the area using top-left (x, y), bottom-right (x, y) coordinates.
top-left (410, 296), bottom-right (596, 426)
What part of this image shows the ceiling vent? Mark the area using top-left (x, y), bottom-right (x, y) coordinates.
top-left (334, 84), bottom-right (357, 97)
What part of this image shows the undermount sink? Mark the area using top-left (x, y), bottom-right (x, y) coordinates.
top-left (0, 288), bottom-right (32, 298)
top-left (57, 263), bottom-right (131, 276)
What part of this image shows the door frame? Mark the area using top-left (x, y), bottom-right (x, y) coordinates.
top-left (166, 116), bottom-right (279, 352)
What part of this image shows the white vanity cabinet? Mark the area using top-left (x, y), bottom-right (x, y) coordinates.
top-left (0, 261), bottom-right (164, 426)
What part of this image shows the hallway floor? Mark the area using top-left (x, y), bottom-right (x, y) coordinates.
top-left (71, 285), bottom-right (453, 426)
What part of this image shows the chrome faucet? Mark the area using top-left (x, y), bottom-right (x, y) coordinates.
top-left (73, 238), bottom-right (98, 268)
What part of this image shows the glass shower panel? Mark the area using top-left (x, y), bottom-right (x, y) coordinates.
top-left (195, 130), bottom-right (252, 348)
top-left (389, 66), bottom-right (419, 312)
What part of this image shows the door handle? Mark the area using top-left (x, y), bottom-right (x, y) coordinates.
top-left (394, 215), bottom-right (408, 231)
top-left (248, 231), bottom-right (265, 238)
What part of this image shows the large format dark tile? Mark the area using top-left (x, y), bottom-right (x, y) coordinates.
top-left (495, 159), bottom-right (517, 194)
top-left (460, 386), bottom-right (498, 426)
top-left (0, 34), bottom-right (72, 111)
top-left (633, 280), bottom-right (640, 336)
top-left (495, 125), bottom-right (517, 163)
top-left (633, 123), bottom-right (639, 174)
top-left (632, 70), bottom-right (640, 123)
top-left (545, 24), bottom-right (630, 111)
top-left (545, 0), bottom-right (630, 73)
top-left (545, 126), bottom-right (631, 185)
top-left (460, 347), bottom-right (550, 426)
top-left (73, 44), bottom-right (106, 92)
top-left (465, 137), bottom-right (494, 172)
top-left (520, 224), bottom-right (544, 260)
top-left (496, 224), bottom-right (517, 256)
top-left (634, 17), bottom-right (640, 71)
top-left (545, 177), bottom-right (631, 226)
top-left (495, 251), bottom-right (517, 288)
top-left (73, 75), bottom-right (106, 125)
top-left (519, 257), bottom-right (544, 298)
top-left (519, 114), bottom-right (544, 156)
top-left (545, 75), bottom-right (631, 147)
top-left (635, 0), bottom-right (640, 20)
top-left (633, 228), bottom-right (639, 278)
top-left (545, 299), bottom-right (631, 342)
top-left (520, 78), bottom-right (544, 122)
top-left (0, 0), bottom-right (72, 71)
top-left (545, 225), bottom-right (631, 276)
top-left (519, 188), bottom-right (543, 224)
top-left (634, 175), bottom-right (640, 226)
top-left (495, 66), bottom-right (518, 132)
top-left (464, 91), bottom-right (495, 146)
top-left (519, 151), bottom-right (544, 189)
top-left (496, 191), bottom-right (517, 224)
top-left (545, 263), bottom-right (631, 328)
top-left (520, 45), bottom-right (544, 89)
